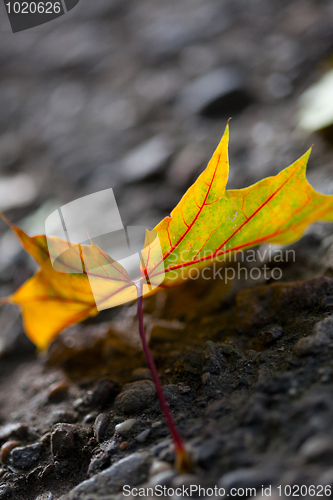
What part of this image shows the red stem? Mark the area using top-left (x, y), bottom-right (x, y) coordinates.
top-left (135, 281), bottom-right (191, 471)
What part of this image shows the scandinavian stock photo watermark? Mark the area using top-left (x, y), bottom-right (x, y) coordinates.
top-left (164, 246), bottom-right (295, 284)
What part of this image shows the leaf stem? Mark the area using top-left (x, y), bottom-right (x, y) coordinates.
top-left (135, 280), bottom-right (192, 473)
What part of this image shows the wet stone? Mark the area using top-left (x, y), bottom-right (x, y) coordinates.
top-left (0, 423), bottom-right (28, 443)
top-left (0, 440), bottom-right (20, 463)
top-left (48, 381), bottom-right (69, 403)
top-left (51, 424), bottom-right (76, 459)
top-left (121, 135), bottom-right (174, 183)
top-left (299, 436), bottom-right (333, 464)
top-left (8, 442), bottom-right (42, 471)
top-left (115, 418), bottom-right (136, 435)
top-left (93, 413), bottom-right (109, 443)
top-left (64, 452), bottom-right (150, 497)
top-left (148, 469), bottom-right (176, 488)
top-left (88, 379), bottom-right (119, 408)
top-left (218, 467), bottom-right (276, 491)
top-left (114, 380), bottom-right (156, 415)
top-left (258, 325), bottom-right (284, 346)
top-left (293, 317), bottom-right (333, 356)
top-left (178, 67), bottom-right (252, 118)
top-left (135, 428), bottom-right (150, 443)
top-left (49, 410), bottom-right (77, 425)
top-left (195, 438), bottom-right (221, 468)
top-left (0, 485), bottom-right (12, 499)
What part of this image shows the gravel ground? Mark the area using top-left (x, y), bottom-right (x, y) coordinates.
top-left (1, 0), bottom-right (333, 499)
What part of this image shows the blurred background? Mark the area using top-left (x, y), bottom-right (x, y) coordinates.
top-left (0, 0), bottom-right (333, 300)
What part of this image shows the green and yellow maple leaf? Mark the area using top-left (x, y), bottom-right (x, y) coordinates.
top-left (1, 123), bottom-right (333, 349)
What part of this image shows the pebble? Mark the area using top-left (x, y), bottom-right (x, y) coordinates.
top-left (178, 67), bottom-right (251, 118)
top-left (8, 443), bottom-right (42, 471)
top-left (0, 423), bottom-right (28, 442)
top-left (93, 413), bottom-right (109, 443)
top-left (149, 460), bottom-right (172, 477)
top-left (258, 325), bottom-right (284, 346)
top-left (299, 436), bottom-right (333, 463)
top-left (119, 441), bottom-right (129, 450)
top-left (135, 428), bottom-right (150, 443)
top-left (88, 379), bottom-right (119, 408)
top-left (148, 469), bottom-right (176, 488)
top-left (49, 410), bottom-right (77, 425)
top-left (51, 424), bottom-right (76, 459)
top-left (83, 412), bottom-right (98, 424)
top-left (114, 380), bottom-right (156, 415)
top-left (0, 173), bottom-right (37, 211)
top-left (0, 485), bottom-right (12, 499)
top-left (218, 467), bottom-right (275, 491)
top-left (67, 452), bottom-right (150, 497)
top-left (0, 440), bottom-right (19, 463)
top-left (293, 317), bottom-right (333, 356)
top-left (195, 438), bottom-right (221, 468)
top-left (172, 473), bottom-right (200, 488)
top-left (121, 135), bottom-right (174, 183)
top-left (131, 367), bottom-right (153, 381)
top-left (115, 418), bottom-right (137, 435)
top-left (47, 381), bottom-right (69, 403)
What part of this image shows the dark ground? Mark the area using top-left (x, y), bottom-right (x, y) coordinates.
top-left (1, 0), bottom-right (333, 499)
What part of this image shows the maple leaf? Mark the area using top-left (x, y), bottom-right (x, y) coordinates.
top-left (1, 122), bottom-right (333, 349)
top-left (141, 123), bottom-right (333, 287)
top-left (0, 217), bottom-right (134, 349)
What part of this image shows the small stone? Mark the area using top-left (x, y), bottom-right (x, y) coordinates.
top-left (178, 67), bottom-right (251, 118)
top-left (314, 316), bottom-right (333, 340)
top-left (172, 473), bottom-right (200, 488)
top-left (51, 424), bottom-right (76, 458)
top-left (0, 173), bottom-right (37, 211)
top-left (8, 443), bottom-right (42, 471)
top-left (195, 439), bottom-right (220, 468)
top-left (132, 367), bottom-right (153, 381)
top-left (178, 385), bottom-right (191, 394)
top-left (152, 421), bottom-right (162, 428)
top-left (83, 412), bottom-right (98, 424)
top-left (218, 467), bottom-right (275, 491)
top-left (135, 428), bottom-right (150, 443)
top-left (220, 344), bottom-right (234, 355)
top-left (299, 436), bottom-right (333, 463)
top-left (68, 452), bottom-right (150, 496)
top-left (258, 325), bottom-right (284, 346)
top-left (293, 317), bottom-right (333, 357)
top-left (0, 423), bottom-right (28, 443)
top-left (49, 410), bottom-right (77, 425)
top-left (47, 381), bottom-right (68, 403)
top-left (94, 413), bottom-right (109, 443)
top-left (0, 485), bottom-right (12, 499)
top-left (148, 469), bottom-right (176, 487)
top-left (88, 379), bottom-right (119, 408)
top-left (119, 441), bottom-right (129, 450)
top-left (0, 440), bottom-right (20, 463)
top-left (149, 460), bottom-right (172, 477)
top-left (115, 418), bottom-right (136, 435)
top-left (114, 380), bottom-right (156, 415)
top-left (121, 135), bottom-right (174, 183)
